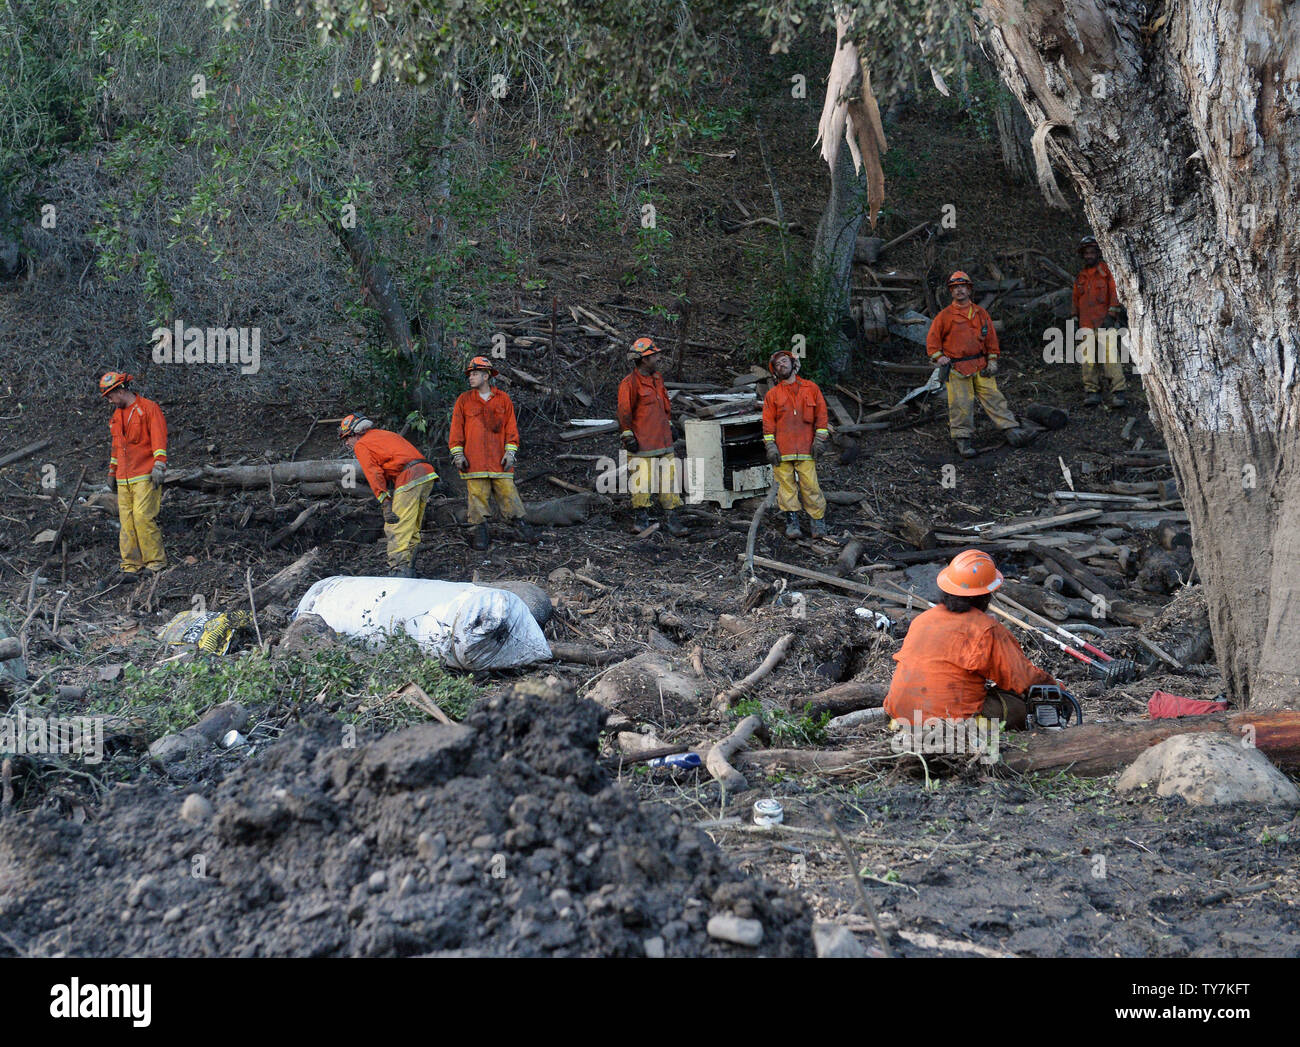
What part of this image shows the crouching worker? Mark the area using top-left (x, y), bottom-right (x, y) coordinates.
top-left (884, 549), bottom-right (1059, 732)
top-left (340, 413), bottom-right (439, 577)
top-left (100, 372), bottom-right (168, 582)
top-left (450, 356), bottom-right (535, 551)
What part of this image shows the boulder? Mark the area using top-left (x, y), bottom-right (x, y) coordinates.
top-left (1117, 734), bottom-right (1300, 807)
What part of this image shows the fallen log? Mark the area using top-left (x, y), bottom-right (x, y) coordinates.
top-left (201, 460), bottom-right (360, 487)
top-left (1023, 403), bottom-right (1068, 430)
top-left (790, 680), bottom-right (888, 721)
top-left (897, 509), bottom-right (936, 550)
top-left (997, 580), bottom-right (1071, 622)
top-left (1000, 710), bottom-right (1300, 775)
top-left (835, 540), bottom-right (865, 577)
top-left (0, 437), bottom-right (53, 470)
top-left (252, 547), bottom-right (320, 603)
top-left (714, 632), bottom-right (796, 711)
top-left (547, 642), bottom-right (636, 666)
top-left (706, 714), bottom-right (767, 793)
top-left (962, 508), bottom-right (1102, 542)
top-left (268, 503), bottom-right (322, 549)
top-left (559, 421), bottom-right (620, 442)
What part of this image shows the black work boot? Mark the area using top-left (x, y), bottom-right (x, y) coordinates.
top-left (809, 516), bottom-right (828, 538)
top-left (661, 509), bottom-right (688, 537)
top-left (471, 522), bottom-right (490, 551)
top-left (391, 562), bottom-right (415, 579)
top-left (1109, 390), bottom-right (1128, 408)
top-left (954, 438), bottom-right (977, 459)
top-left (631, 509), bottom-right (652, 533)
top-left (1084, 391), bottom-right (1104, 407)
top-left (784, 512), bottom-right (803, 539)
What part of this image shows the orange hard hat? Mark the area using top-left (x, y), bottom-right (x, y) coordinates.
top-left (99, 372), bottom-right (133, 397)
top-left (465, 355), bottom-right (499, 377)
top-left (338, 413), bottom-right (373, 440)
top-left (630, 337), bottom-right (661, 359)
top-left (947, 271), bottom-right (973, 287)
top-left (937, 548), bottom-right (1004, 596)
top-left (768, 349), bottom-right (800, 375)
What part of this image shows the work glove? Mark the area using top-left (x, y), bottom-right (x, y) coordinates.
top-left (107, 467), bottom-right (117, 486)
top-left (813, 434), bottom-right (829, 457)
top-left (382, 501), bottom-right (398, 525)
top-left (931, 355), bottom-right (951, 367)
top-left (501, 449), bottom-right (516, 470)
top-left (984, 357), bottom-right (998, 377)
top-left (765, 442), bottom-right (781, 465)
top-left (621, 431), bottom-right (639, 453)
top-left (452, 452), bottom-right (469, 472)
top-left (150, 462), bottom-right (167, 488)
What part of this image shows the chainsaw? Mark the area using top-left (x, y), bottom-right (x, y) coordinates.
top-left (1025, 683), bottom-right (1084, 730)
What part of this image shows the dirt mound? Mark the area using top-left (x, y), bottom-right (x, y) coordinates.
top-left (0, 681), bottom-right (812, 957)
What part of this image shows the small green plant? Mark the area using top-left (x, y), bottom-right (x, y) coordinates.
top-left (749, 257), bottom-right (840, 383)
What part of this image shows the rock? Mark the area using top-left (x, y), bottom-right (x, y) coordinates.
top-left (902, 563), bottom-right (944, 603)
top-left (97, 664), bottom-right (124, 683)
top-left (359, 723), bottom-right (475, 790)
top-left (180, 794), bottom-right (214, 825)
top-left (813, 922), bottom-right (870, 958)
top-left (149, 703), bottom-right (250, 771)
top-left (643, 936), bottom-right (666, 958)
top-left (162, 906), bottom-right (183, 925)
top-left (1117, 734), bottom-right (1300, 807)
top-left (368, 871), bottom-right (387, 892)
top-left (277, 613), bottom-right (342, 655)
top-left (707, 914), bottom-right (764, 947)
top-left (127, 875), bottom-right (159, 909)
top-left (547, 567), bottom-right (574, 586)
top-left (586, 651), bottom-right (704, 720)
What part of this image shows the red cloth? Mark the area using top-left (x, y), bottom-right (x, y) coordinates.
top-left (1148, 690), bottom-right (1228, 719)
top-left (926, 302), bottom-right (1001, 376)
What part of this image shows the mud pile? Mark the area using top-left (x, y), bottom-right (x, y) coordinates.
top-left (0, 681), bottom-right (812, 957)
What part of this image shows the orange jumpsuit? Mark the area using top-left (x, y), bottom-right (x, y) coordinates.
top-left (617, 369), bottom-right (680, 509)
top-left (762, 377), bottom-right (829, 517)
top-left (926, 303), bottom-right (1018, 438)
top-left (449, 387), bottom-right (525, 524)
top-left (352, 428), bottom-right (437, 569)
top-left (1072, 262), bottom-right (1125, 393)
top-left (109, 395), bottom-right (168, 573)
top-left (884, 605), bottom-right (1056, 723)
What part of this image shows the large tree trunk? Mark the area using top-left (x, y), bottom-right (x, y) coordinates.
top-left (813, 142), bottom-right (865, 375)
top-left (979, 0), bottom-right (1300, 709)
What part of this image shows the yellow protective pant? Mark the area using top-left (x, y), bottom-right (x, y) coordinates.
top-left (1079, 328), bottom-right (1128, 393)
top-left (385, 477), bottom-right (434, 568)
top-left (117, 476), bottom-right (165, 573)
top-left (946, 372), bottom-right (1018, 439)
top-left (628, 453), bottom-right (682, 510)
top-left (465, 476), bottom-right (526, 526)
top-left (773, 460), bottom-right (826, 519)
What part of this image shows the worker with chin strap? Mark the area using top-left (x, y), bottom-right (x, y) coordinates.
top-left (100, 372), bottom-right (168, 582)
top-left (884, 549), bottom-right (1059, 730)
top-left (339, 414), bottom-right (439, 577)
top-left (617, 336), bottom-right (687, 536)
top-left (450, 356), bottom-right (535, 551)
top-left (926, 271), bottom-right (1030, 459)
top-left (761, 349), bottom-right (830, 539)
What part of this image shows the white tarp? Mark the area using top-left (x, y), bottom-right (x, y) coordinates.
top-left (294, 576), bottom-right (552, 671)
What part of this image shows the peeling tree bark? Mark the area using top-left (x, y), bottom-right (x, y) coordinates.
top-left (979, 0), bottom-right (1300, 708)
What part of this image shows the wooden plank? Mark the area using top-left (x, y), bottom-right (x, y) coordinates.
top-left (954, 508), bottom-right (1102, 541)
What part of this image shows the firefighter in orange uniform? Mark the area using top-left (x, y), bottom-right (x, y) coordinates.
top-left (926, 271), bottom-right (1030, 459)
top-left (884, 549), bottom-right (1058, 730)
top-left (100, 372), bottom-right (168, 582)
top-left (1072, 235), bottom-right (1127, 408)
top-left (340, 414), bottom-right (439, 577)
top-left (617, 337), bottom-right (687, 536)
top-left (450, 356), bottom-right (535, 551)
top-left (762, 349), bottom-right (830, 539)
